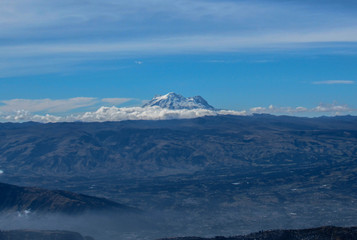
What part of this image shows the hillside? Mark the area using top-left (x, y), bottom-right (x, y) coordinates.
top-left (0, 182), bottom-right (133, 214)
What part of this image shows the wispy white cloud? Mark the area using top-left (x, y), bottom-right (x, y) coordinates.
top-left (0, 0), bottom-right (357, 76)
top-left (312, 103), bottom-right (351, 113)
top-left (1, 0), bottom-right (356, 38)
top-left (0, 97), bottom-right (132, 113)
top-left (0, 98), bottom-right (97, 113)
top-left (250, 106), bottom-right (267, 113)
top-left (312, 80), bottom-right (355, 85)
top-left (2, 29), bottom-right (357, 58)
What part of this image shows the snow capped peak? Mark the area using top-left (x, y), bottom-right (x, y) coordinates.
top-left (142, 93), bottom-right (215, 110)
top-left (155, 92), bottom-right (181, 101)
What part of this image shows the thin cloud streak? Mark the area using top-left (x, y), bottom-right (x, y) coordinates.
top-left (312, 80), bottom-right (355, 85)
top-left (3, 28), bottom-right (357, 58)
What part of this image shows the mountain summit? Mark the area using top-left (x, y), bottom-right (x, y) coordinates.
top-left (142, 92), bottom-right (215, 110)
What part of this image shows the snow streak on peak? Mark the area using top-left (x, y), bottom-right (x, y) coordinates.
top-left (142, 92), bottom-right (215, 110)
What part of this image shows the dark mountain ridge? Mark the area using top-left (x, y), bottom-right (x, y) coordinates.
top-left (158, 226), bottom-right (357, 240)
top-left (0, 182), bottom-right (133, 214)
top-left (0, 230), bottom-right (94, 240)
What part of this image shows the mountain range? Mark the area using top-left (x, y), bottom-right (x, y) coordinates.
top-left (0, 114), bottom-right (356, 178)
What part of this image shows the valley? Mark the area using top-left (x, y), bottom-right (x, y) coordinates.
top-left (0, 114), bottom-right (357, 239)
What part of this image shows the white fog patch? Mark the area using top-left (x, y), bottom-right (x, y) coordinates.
top-left (17, 209), bottom-right (32, 218)
top-left (0, 169), bottom-right (3, 174)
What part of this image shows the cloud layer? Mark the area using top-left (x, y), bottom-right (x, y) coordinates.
top-left (0, 107), bottom-right (246, 123)
top-left (0, 103), bottom-right (354, 123)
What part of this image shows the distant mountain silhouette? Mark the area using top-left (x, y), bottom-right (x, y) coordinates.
top-left (157, 226), bottom-right (357, 240)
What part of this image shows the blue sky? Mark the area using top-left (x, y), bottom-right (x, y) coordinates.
top-left (0, 0), bottom-right (357, 120)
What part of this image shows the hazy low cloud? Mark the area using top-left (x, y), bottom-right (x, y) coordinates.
top-left (250, 105), bottom-right (309, 114)
top-left (250, 103), bottom-right (354, 115)
top-left (101, 98), bottom-right (133, 105)
top-left (312, 80), bottom-right (355, 85)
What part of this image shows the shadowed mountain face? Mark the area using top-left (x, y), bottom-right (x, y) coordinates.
top-left (0, 230), bottom-right (94, 240)
top-left (0, 182), bottom-right (133, 214)
top-left (0, 115), bottom-right (356, 178)
top-left (158, 226), bottom-right (357, 240)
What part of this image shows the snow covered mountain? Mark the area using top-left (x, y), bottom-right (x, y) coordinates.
top-left (142, 92), bottom-right (215, 110)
